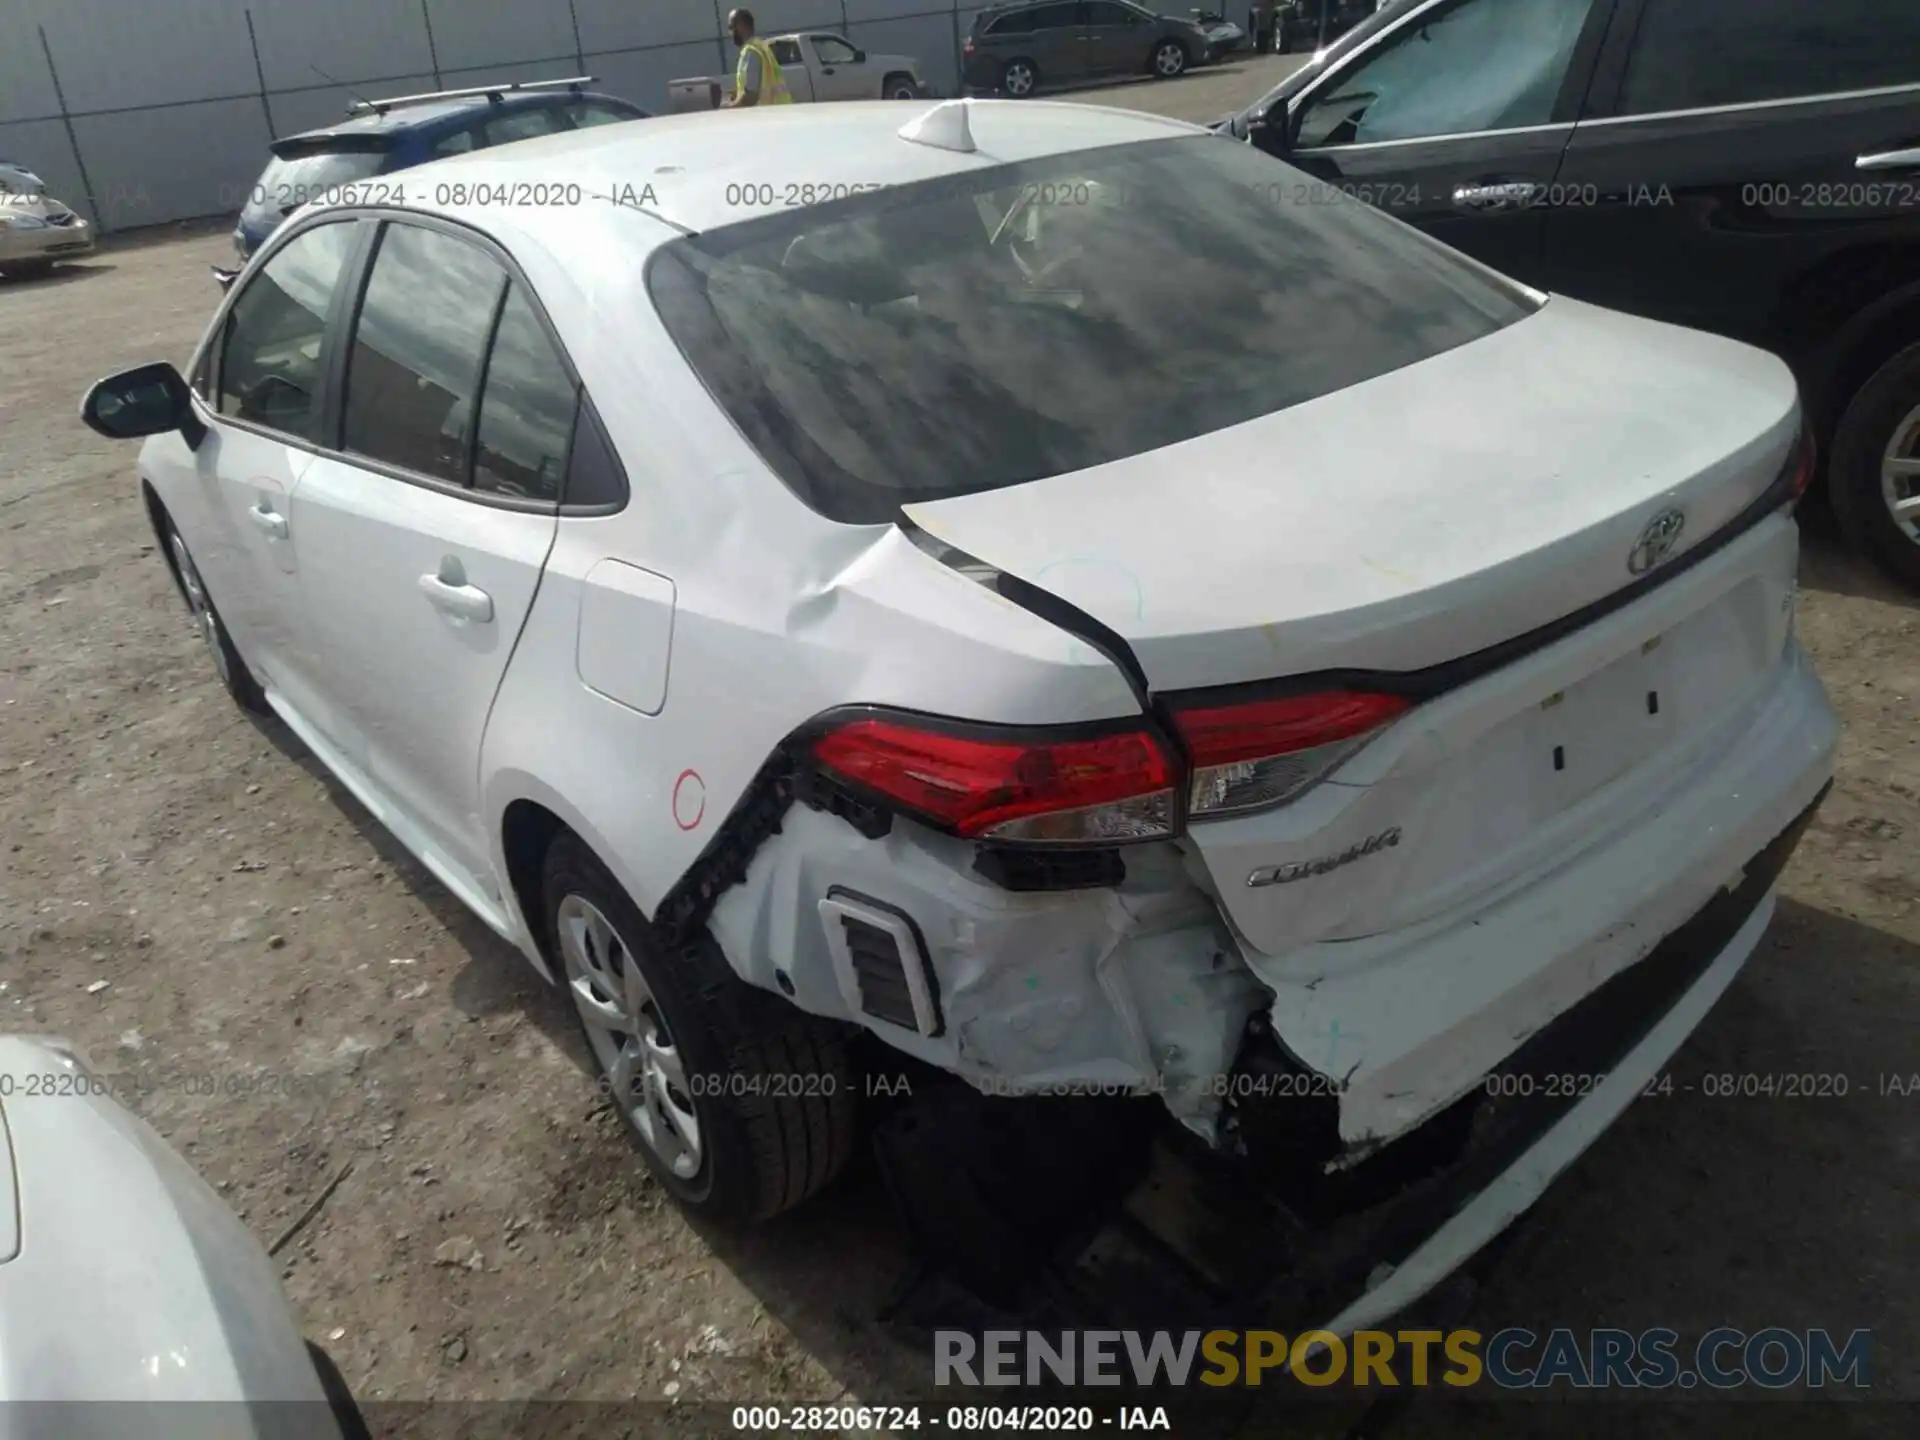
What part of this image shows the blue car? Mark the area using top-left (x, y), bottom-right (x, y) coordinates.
top-left (231, 77), bottom-right (649, 263)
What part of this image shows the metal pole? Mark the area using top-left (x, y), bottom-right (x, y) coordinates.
top-left (36, 25), bottom-right (100, 232)
top-left (567, 0), bottom-right (586, 75)
top-left (420, 0), bottom-right (443, 87)
top-left (245, 9), bottom-right (276, 137)
top-left (951, 0), bottom-right (963, 97)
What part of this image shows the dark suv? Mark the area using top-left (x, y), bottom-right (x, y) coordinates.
top-left (1226, 0), bottom-right (1920, 587)
top-left (964, 1), bottom-right (1220, 97)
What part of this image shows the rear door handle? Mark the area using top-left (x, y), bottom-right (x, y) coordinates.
top-left (419, 568), bottom-right (493, 623)
top-left (1452, 180), bottom-right (1545, 212)
top-left (248, 503), bottom-right (289, 539)
top-left (1857, 146), bottom-right (1920, 172)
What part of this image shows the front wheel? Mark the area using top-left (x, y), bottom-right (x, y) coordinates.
top-left (1152, 40), bottom-right (1190, 78)
top-left (165, 519), bottom-right (268, 713)
top-left (543, 833), bottom-right (858, 1220)
top-left (1830, 341), bottom-right (1920, 591)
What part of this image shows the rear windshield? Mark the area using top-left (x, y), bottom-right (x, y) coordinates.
top-left (243, 147), bottom-right (388, 226)
top-left (647, 135), bottom-right (1533, 524)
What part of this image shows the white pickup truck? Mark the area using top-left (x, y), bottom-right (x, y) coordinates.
top-left (668, 33), bottom-right (928, 111)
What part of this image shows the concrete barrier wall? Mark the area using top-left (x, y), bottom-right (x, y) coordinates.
top-left (0, 0), bottom-right (990, 232)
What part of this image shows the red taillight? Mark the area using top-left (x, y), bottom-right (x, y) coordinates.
top-left (963, 38), bottom-right (976, 54)
top-left (811, 716), bottom-right (1177, 843)
top-left (1789, 424), bottom-right (1817, 500)
top-left (1172, 691), bottom-right (1409, 819)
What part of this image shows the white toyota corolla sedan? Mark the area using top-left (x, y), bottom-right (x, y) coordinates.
top-left (84, 99), bottom-right (1837, 1327)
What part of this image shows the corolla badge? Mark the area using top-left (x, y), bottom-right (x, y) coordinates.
top-left (1247, 827), bottom-right (1402, 888)
top-left (1628, 507), bottom-right (1687, 575)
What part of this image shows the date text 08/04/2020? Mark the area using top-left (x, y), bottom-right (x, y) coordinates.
top-left (731, 1406), bottom-right (1170, 1432)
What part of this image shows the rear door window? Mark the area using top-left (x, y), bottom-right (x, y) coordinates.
top-left (986, 10), bottom-right (1034, 34)
top-left (473, 285), bottom-right (577, 503)
top-left (218, 220), bottom-right (360, 439)
top-left (1619, 0), bottom-right (1920, 114)
top-left (1027, 3), bottom-right (1081, 32)
top-left (482, 107), bottom-right (565, 146)
top-left (565, 101), bottom-right (638, 128)
top-left (341, 223), bottom-right (507, 484)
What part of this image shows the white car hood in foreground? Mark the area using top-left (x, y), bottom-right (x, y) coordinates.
top-left (0, 1038), bottom-right (336, 1436)
top-left (904, 296), bottom-right (1800, 694)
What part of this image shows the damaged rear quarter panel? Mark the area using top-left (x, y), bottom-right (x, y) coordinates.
top-left (704, 806), bottom-right (1268, 1137)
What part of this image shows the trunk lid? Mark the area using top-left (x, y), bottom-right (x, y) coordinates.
top-left (903, 297), bottom-right (1797, 693)
top-left (904, 297), bottom-right (1803, 952)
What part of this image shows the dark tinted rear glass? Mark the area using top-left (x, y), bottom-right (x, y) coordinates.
top-left (647, 135), bottom-right (1533, 524)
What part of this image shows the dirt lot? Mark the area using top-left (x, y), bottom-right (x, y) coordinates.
top-left (1, 54), bottom-right (1916, 1438)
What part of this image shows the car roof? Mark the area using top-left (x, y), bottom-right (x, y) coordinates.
top-left (353, 99), bottom-right (1206, 239)
top-left (278, 89), bottom-right (616, 147)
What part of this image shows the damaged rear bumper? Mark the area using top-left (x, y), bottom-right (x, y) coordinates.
top-left (1240, 640), bottom-right (1838, 1152)
top-left (1255, 785), bottom-right (1827, 1334)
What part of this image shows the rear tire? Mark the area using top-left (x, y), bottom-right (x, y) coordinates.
top-left (542, 832), bottom-right (858, 1221)
top-left (882, 72), bottom-right (920, 101)
top-left (1000, 58), bottom-right (1039, 97)
top-left (1829, 340), bottom-right (1920, 591)
top-left (164, 518), bottom-right (269, 714)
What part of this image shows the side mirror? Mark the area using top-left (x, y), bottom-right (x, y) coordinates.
top-left (1246, 103), bottom-right (1293, 152)
top-left (852, 48), bottom-right (867, 62)
top-left (80, 361), bottom-right (205, 447)
top-left (211, 264), bottom-right (240, 291)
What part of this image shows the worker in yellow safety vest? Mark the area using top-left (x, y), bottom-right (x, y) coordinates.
top-left (721, 9), bottom-right (793, 107)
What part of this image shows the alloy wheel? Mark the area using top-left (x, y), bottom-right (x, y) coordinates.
top-left (1155, 42), bottom-right (1187, 76)
top-left (1004, 61), bottom-right (1036, 96)
top-left (1882, 402), bottom-right (1920, 544)
top-left (169, 533), bottom-right (232, 688)
top-left (557, 893), bottom-right (703, 1178)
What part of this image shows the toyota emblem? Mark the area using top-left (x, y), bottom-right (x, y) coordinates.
top-left (1628, 507), bottom-right (1687, 575)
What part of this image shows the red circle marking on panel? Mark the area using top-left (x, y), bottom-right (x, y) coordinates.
top-left (671, 769), bottom-right (707, 831)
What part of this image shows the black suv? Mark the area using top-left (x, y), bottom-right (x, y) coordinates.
top-left (1226, 0), bottom-right (1920, 586)
top-left (964, 2), bottom-right (1218, 97)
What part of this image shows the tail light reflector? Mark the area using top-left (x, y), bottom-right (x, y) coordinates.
top-left (1172, 691), bottom-right (1410, 819)
top-left (1788, 423), bottom-right (1817, 500)
top-left (811, 716), bottom-right (1177, 843)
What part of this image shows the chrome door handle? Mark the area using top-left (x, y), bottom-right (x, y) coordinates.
top-left (1452, 180), bottom-right (1544, 212)
top-left (1857, 146), bottom-right (1920, 172)
top-left (248, 503), bottom-right (289, 539)
top-left (419, 572), bottom-right (493, 623)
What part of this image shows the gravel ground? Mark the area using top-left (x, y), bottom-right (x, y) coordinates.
top-left (0, 52), bottom-right (1915, 1438)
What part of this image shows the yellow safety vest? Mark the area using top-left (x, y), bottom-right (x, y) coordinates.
top-left (736, 38), bottom-right (794, 104)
